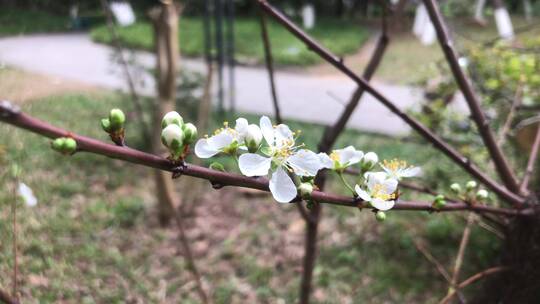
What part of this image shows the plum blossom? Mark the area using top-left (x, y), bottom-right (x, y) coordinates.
top-left (238, 116), bottom-right (326, 203)
top-left (355, 172), bottom-right (398, 211)
top-left (195, 118), bottom-right (257, 158)
top-left (380, 158), bottom-right (421, 181)
top-left (318, 146), bottom-right (364, 171)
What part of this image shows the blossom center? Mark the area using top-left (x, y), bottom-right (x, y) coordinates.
top-left (371, 183), bottom-right (396, 201)
top-left (383, 158), bottom-right (410, 172)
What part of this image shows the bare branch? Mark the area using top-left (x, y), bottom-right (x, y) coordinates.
top-left (422, 0), bottom-right (520, 195)
top-left (448, 213), bottom-right (475, 296)
top-left (439, 266), bottom-right (509, 304)
top-left (497, 85), bottom-right (522, 146)
top-left (519, 123), bottom-right (540, 194)
top-left (256, 0), bottom-right (524, 207)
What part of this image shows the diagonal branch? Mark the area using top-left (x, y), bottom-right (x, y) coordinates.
top-left (422, 0), bottom-right (520, 195)
top-left (0, 101), bottom-right (531, 217)
top-left (448, 213), bottom-right (475, 297)
top-left (255, 0), bottom-right (524, 207)
top-left (0, 287), bottom-right (18, 304)
top-left (439, 266), bottom-right (509, 304)
top-left (519, 123), bottom-right (540, 194)
top-left (497, 85), bottom-right (522, 146)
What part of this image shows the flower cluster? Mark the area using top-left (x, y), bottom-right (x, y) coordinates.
top-left (194, 116), bottom-right (421, 212)
top-left (161, 111), bottom-right (198, 162)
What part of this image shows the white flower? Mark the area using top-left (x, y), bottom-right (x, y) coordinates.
top-left (318, 146), bottom-right (363, 171)
top-left (18, 182), bottom-right (37, 207)
top-left (355, 172), bottom-right (398, 211)
top-left (380, 158), bottom-right (421, 180)
top-left (161, 124), bottom-right (184, 149)
top-left (361, 152), bottom-right (379, 170)
top-left (239, 116), bottom-right (326, 203)
top-left (194, 118), bottom-right (249, 158)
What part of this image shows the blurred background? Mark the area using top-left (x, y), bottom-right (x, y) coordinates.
top-left (1, 0), bottom-right (539, 302)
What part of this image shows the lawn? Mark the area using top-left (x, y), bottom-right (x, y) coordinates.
top-left (0, 69), bottom-right (502, 302)
top-left (90, 17), bottom-right (369, 66)
top-left (0, 9), bottom-right (70, 37)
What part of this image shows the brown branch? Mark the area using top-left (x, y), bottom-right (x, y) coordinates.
top-left (497, 85), bottom-right (522, 146)
top-left (422, 0), bottom-right (520, 196)
top-left (448, 213), bottom-right (475, 297)
top-left (519, 123), bottom-right (540, 194)
top-left (0, 287), bottom-right (18, 304)
top-left (256, 0), bottom-right (524, 207)
top-left (259, 12), bottom-right (282, 124)
top-left (439, 266), bottom-right (509, 304)
top-left (0, 102), bottom-right (532, 214)
top-left (414, 239), bottom-right (452, 282)
top-left (10, 180), bottom-right (18, 301)
top-left (296, 201), bottom-right (316, 224)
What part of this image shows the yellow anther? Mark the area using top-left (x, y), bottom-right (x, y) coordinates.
top-left (330, 151), bottom-right (340, 162)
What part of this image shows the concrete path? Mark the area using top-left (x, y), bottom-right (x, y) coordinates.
top-left (0, 33), bottom-right (424, 135)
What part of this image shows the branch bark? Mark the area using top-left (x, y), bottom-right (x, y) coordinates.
top-left (439, 266), bottom-right (509, 304)
top-left (519, 123), bottom-right (540, 194)
top-left (422, 0), bottom-right (520, 196)
top-left (256, 0), bottom-right (524, 207)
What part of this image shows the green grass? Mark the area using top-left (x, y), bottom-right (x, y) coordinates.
top-left (0, 88), bottom-right (501, 302)
top-left (90, 17), bottom-right (369, 66)
top-left (0, 9), bottom-right (69, 37)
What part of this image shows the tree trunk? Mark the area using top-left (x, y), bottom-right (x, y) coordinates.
top-left (149, 2), bottom-right (181, 226)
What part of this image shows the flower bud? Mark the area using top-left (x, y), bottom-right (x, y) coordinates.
top-left (209, 162), bottom-right (225, 172)
top-left (101, 118), bottom-right (111, 133)
top-left (450, 183), bottom-right (461, 194)
top-left (182, 123), bottom-right (198, 145)
top-left (245, 124), bottom-right (263, 153)
top-left (433, 194), bottom-right (446, 209)
top-left (298, 182), bottom-right (314, 199)
top-left (361, 152), bottom-right (378, 170)
top-left (476, 189), bottom-right (488, 201)
top-left (51, 137), bottom-right (66, 152)
top-left (161, 111), bottom-right (183, 129)
top-left (63, 138), bottom-right (77, 154)
top-left (161, 124), bottom-right (185, 155)
top-left (466, 180), bottom-right (477, 191)
top-left (375, 211), bottom-right (386, 222)
top-left (109, 109), bottom-right (126, 131)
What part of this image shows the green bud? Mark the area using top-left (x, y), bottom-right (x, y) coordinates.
top-left (109, 109), bottom-right (126, 130)
top-left (433, 194), bottom-right (446, 209)
top-left (51, 137), bottom-right (66, 152)
top-left (161, 111), bottom-right (184, 129)
top-left (10, 164), bottom-right (21, 178)
top-left (298, 183), bottom-right (314, 199)
top-left (182, 123), bottom-right (198, 145)
top-left (450, 183), bottom-right (461, 194)
top-left (63, 138), bottom-right (77, 154)
top-left (209, 162), bottom-right (225, 172)
top-left (101, 118), bottom-right (111, 133)
top-left (476, 189), bottom-right (489, 201)
top-left (361, 152), bottom-right (378, 171)
top-left (375, 211), bottom-right (386, 222)
top-left (466, 181), bottom-right (477, 191)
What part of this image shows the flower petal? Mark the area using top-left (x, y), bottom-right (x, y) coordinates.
top-left (210, 132), bottom-right (235, 150)
top-left (235, 118), bottom-right (249, 142)
top-left (18, 182), bottom-right (37, 207)
top-left (269, 167), bottom-right (297, 203)
top-left (260, 116), bottom-right (275, 147)
top-left (355, 185), bottom-right (372, 202)
top-left (382, 178), bottom-right (398, 194)
top-left (364, 172), bottom-right (389, 190)
top-left (371, 198), bottom-right (395, 211)
top-left (339, 146), bottom-right (363, 166)
top-left (287, 149), bottom-right (324, 176)
top-left (401, 166), bottom-right (421, 178)
top-left (238, 153), bottom-right (271, 177)
top-left (194, 138), bottom-right (220, 158)
top-left (318, 152), bottom-right (334, 169)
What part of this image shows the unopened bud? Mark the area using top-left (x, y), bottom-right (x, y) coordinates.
top-left (450, 183), bottom-right (461, 194)
top-left (209, 162), bottom-right (225, 172)
top-left (109, 109), bottom-right (126, 131)
top-left (466, 181), bottom-right (477, 191)
top-left (476, 189), bottom-right (488, 201)
top-left (361, 152), bottom-right (378, 170)
top-left (375, 211), bottom-right (386, 222)
top-left (161, 111), bottom-right (183, 129)
top-left (433, 194), bottom-right (446, 209)
top-left (182, 123), bottom-right (198, 145)
top-left (245, 124), bottom-right (263, 153)
top-left (63, 138), bottom-right (77, 154)
top-left (101, 118), bottom-right (111, 133)
top-left (51, 138), bottom-right (66, 152)
top-left (298, 183), bottom-right (314, 199)
top-left (161, 124), bottom-right (184, 156)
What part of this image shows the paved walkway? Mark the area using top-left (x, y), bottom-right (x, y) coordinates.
top-left (0, 33), bottom-right (424, 135)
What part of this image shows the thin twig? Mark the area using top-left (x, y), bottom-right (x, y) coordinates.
top-left (259, 12), bottom-right (282, 124)
top-left (422, 0), bottom-right (520, 196)
top-left (497, 85), bottom-right (522, 146)
top-left (448, 213), bottom-right (475, 296)
top-left (519, 123), bottom-right (540, 194)
top-left (11, 179), bottom-right (18, 301)
top-left (414, 239), bottom-right (452, 282)
top-left (296, 202), bottom-right (316, 224)
top-left (439, 266), bottom-right (509, 304)
top-left (256, 0), bottom-right (524, 207)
